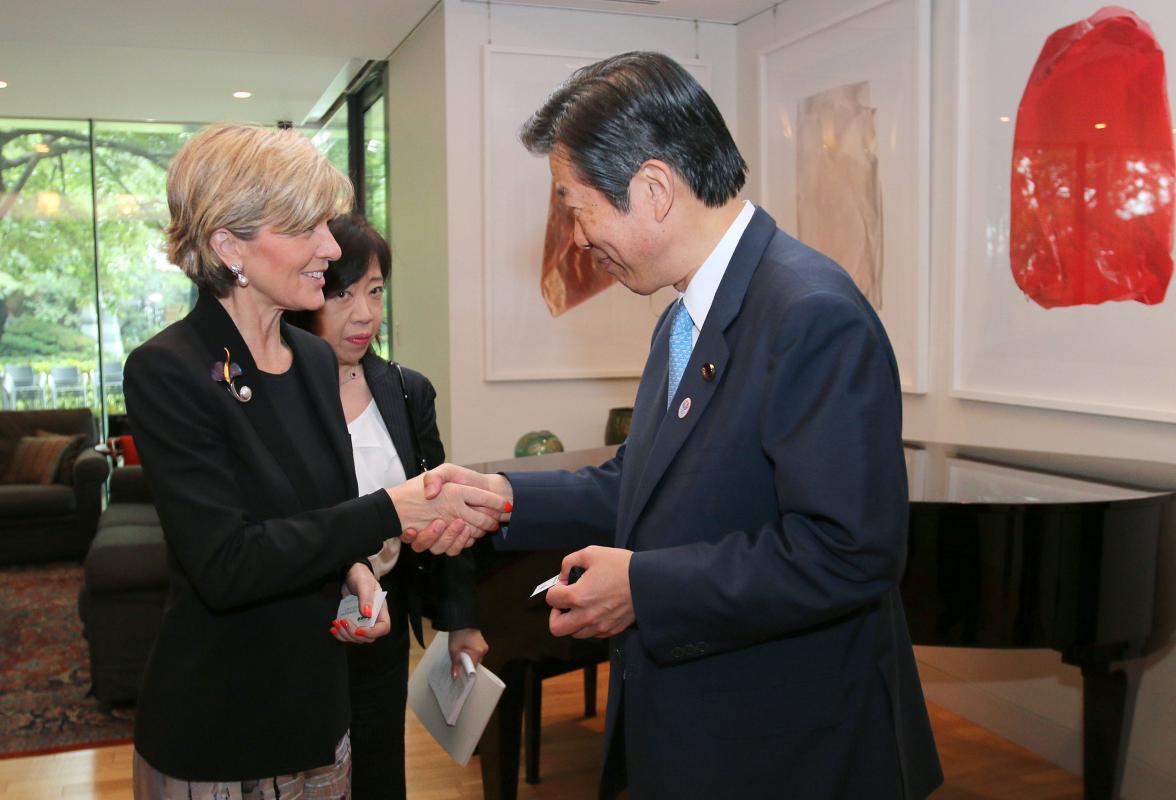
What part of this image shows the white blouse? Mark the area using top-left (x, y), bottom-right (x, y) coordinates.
top-left (348, 399), bottom-right (408, 578)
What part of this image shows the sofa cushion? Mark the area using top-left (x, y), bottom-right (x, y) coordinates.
top-left (0, 408), bottom-right (97, 475)
top-left (85, 521), bottom-right (168, 592)
top-left (2, 434), bottom-right (74, 484)
top-left (36, 430), bottom-right (88, 484)
top-left (0, 483), bottom-right (78, 516)
top-left (99, 503), bottom-right (161, 529)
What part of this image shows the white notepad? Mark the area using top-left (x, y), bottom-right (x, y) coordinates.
top-left (428, 649), bottom-right (477, 726)
top-left (408, 632), bottom-right (505, 766)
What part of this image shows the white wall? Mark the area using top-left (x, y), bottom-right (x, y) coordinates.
top-left (737, 2), bottom-right (1176, 797)
top-left (387, 4), bottom-right (453, 446)
top-left (440, 0), bottom-right (737, 464)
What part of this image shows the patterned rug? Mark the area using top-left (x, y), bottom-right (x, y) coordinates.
top-left (0, 562), bottom-right (134, 758)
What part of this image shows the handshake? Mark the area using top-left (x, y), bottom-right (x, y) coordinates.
top-left (388, 464), bottom-right (514, 556)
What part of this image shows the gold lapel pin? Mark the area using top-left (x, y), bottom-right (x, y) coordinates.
top-left (211, 347), bottom-right (252, 403)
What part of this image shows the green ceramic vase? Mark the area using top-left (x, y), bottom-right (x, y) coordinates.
top-left (514, 430), bottom-right (565, 458)
top-left (604, 407), bottom-right (633, 445)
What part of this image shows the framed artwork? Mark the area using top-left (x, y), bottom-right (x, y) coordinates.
top-left (481, 46), bottom-right (699, 381)
top-left (952, 0), bottom-right (1176, 422)
top-left (758, 0), bottom-right (931, 393)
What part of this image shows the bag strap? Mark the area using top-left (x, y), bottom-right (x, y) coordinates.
top-left (392, 362), bottom-right (429, 475)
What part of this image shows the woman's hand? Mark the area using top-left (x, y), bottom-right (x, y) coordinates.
top-left (331, 563), bottom-right (391, 645)
top-left (389, 468), bottom-right (510, 555)
top-left (447, 628), bottom-right (490, 679)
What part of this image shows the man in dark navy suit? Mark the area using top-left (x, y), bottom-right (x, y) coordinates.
top-left (414, 51), bottom-right (942, 800)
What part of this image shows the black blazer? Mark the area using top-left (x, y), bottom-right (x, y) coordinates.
top-left (361, 352), bottom-right (478, 640)
top-left (502, 208), bottom-right (942, 799)
top-left (125, 292), bottom-right (398, 781)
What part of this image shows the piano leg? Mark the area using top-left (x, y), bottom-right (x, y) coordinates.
top-left (1080, 660), bottom-right (1140, 800)
top-left (479, 660), bottom-right (527, 800)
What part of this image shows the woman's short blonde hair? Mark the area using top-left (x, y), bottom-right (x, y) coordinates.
top-left (166, 122), bottom-right (354, 296)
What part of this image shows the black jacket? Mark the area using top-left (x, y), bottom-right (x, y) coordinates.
top-left (361, 352), bottom-right (478, 638)
top-left (125, 292), bottom-right (397, 781)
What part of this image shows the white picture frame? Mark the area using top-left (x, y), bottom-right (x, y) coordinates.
top-left (757, 0), bottom-right (931, 393)
top-left (481, 46), bottom-right (698, 381)
top-left (951, 0), bottom-right (1176, 422)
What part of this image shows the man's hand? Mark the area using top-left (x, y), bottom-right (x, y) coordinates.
top-left (546, 546), bottom-right (635, 639)
top-left (447, 628), bottom-right (490, 679)
top-left (402, 465), bottom-right (515, 552)
top-left (389, 466), bottom-right (510, 555)
top-left (421, 464), bottom-right (514, 517)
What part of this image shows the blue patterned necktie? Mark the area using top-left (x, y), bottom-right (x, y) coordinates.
top-left (667, 299), bottom-right (694, 409)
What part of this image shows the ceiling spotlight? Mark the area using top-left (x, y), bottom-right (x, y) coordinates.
top-left (1094, 122), bottom-right (1108, 130)
top-left (998, 116), bottom-right (1011, 123)
top-left (0, 80), bottom-right (8, 89)
top-left (232, 90), bottom-right (253, 99)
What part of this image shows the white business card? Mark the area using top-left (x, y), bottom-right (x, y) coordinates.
top-left (336, 590), bottom-right (387, 628)
top-left (530, 574), bottom-right (561, 598)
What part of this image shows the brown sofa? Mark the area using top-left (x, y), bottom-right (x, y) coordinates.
top-left (78, 465), bottom-right (167, 706)
top-left (0, 409), bottom-right (109, 565)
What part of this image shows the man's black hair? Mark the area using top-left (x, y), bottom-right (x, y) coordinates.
top-left (520, 51), bottom-right (747, 211)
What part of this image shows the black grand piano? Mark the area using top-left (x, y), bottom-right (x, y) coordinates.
top-left (467, 442), bottom-right (1176, 800)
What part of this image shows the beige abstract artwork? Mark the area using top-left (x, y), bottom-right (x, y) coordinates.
top-left (796, 81), bottom-right (884, 308)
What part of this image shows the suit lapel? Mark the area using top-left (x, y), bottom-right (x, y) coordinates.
top-left (615, 301), bottom-right (672, 545)
top-left (618, 208), bottom-right (779, 548)
top-left (365, 355), bottom-right (422, 480)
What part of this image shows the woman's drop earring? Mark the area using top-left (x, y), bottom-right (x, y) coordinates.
top-left (228, 264), bottom-right (249, 288)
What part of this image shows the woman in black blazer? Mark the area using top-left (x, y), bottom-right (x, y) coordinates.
top-left (288, 213), bottom-right (489, 800)
top-left (125, 124), bottom-right (505, 798)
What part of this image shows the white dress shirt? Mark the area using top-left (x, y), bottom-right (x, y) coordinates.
top-left (678, 200), bottom-right (756, 346)
top-left (348, 399), bottom-right (408, 578)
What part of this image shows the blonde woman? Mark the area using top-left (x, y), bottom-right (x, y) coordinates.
top-left (125, 123), bottom-right (506, 798)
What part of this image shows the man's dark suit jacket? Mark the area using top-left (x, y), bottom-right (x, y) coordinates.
top-left (499, 208), bottom-right (943, 799)
top-left (124, 292), bottom-right (395, 781)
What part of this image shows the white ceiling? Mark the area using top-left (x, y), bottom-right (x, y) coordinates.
top-left (0, 0), bottom-right (776, 126)
top-left (0, 0), bottom-right (438, 124)
top-left (483, 0), bottom-right (777, 24)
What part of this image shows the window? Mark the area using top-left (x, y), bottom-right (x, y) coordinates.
top-left (0, 115), bottom-right (379, 428)
top-left (1, 119), bottom-right (100, 413)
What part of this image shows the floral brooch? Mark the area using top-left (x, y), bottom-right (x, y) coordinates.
top-left (211, 347), bottom-right (252, 403)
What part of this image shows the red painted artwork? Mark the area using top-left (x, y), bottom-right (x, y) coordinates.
top-left (540, 184), bottom-right (614, 317)
top-left (1011, 6), bottom-right (1174, 308)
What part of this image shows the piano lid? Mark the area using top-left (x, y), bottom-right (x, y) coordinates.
top-left (904, 442), bottom-right (1176, 506)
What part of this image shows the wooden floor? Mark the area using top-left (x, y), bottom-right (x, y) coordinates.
top-left (0, 663), bottom-right (1084, 800)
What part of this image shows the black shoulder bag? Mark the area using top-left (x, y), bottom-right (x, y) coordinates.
top-left (392, 362), bottom-right (440, 626)
top-left (393, 362), bottom-right (429, 475)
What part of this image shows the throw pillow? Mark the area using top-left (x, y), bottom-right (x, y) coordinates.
top-left (0, 434), bottom-right (74, 485)
top-left (36, 430), bottom-right (88, 485)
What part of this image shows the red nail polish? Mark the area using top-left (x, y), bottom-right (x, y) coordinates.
top-left (504, 502), bottom-right (513, 513)
top-left (355, 628), bottom-right (365, 637)
top-left (340, 620), bottom-right (350, 630)
top-left (329, 627), bottom-right (338, 635)
top-left (363, 605), bottom-right (372, 617)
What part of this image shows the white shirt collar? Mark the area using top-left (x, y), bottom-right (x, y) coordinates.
top-left (679, 200), bottom-right (756, 344)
